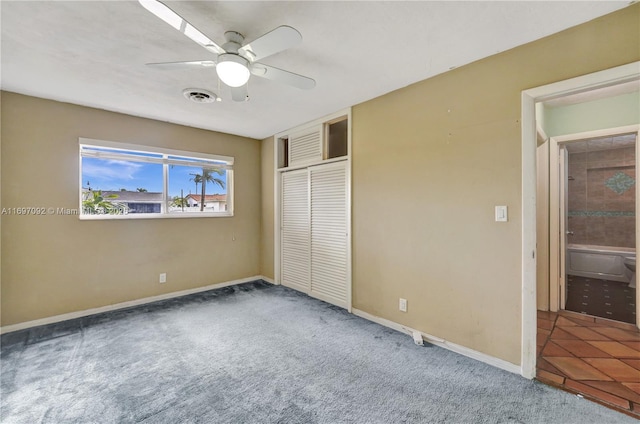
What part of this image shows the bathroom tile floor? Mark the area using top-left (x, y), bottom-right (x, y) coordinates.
top-left (537, 309), bottom-right (640, 418)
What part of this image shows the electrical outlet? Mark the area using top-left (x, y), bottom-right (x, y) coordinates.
top-left (399, 298), bottom-right (407, 312)
top-left (159, 273), bottom-right (167, 284)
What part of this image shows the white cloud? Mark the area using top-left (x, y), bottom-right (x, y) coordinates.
top-left (83, 160), bottom-right (143, 181)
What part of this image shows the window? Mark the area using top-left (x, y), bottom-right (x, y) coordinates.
top-left (79, 139), bottom-right (233, 219)
top-left (325, 117), bottom-right (348, 159)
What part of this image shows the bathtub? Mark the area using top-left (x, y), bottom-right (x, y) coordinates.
top-left (567, 244), bottom-right (635, 283)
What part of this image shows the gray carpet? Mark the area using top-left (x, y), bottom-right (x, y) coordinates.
top-left (1, 281), bottom-right (635, 424)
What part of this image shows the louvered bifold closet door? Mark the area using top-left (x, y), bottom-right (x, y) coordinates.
top-left (281, 169), bottom-right (310, 293)
top-left (309, 161), bottom-right (348, 308)
top-left (289, 125), bottom-right (322, 167)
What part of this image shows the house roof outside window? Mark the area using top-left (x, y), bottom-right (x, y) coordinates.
top-left (185, 194), bottom-right (226, 203)
top-left (101, 191), bottom-right (163, 203)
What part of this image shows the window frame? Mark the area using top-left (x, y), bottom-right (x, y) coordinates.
top-left (78, 138), bottom-right (234, 220)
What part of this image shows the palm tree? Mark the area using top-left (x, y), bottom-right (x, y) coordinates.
top-left (198, 167), bottom-right (225, 211)
top-left (171, 195), bottom-right (189, 208)
top-left (82, 190), bottom-right (122, 215)
top-left (189, 173), bottom-right (202, 194)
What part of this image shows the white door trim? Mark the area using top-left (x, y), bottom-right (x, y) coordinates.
top-left (548, 138), bottom-right (561, 312)
top-left (535, 136), bottom-right (550, 312)
top-left (521, 61), bottom-right (640, 379)
top-left (560, 145), bottom-right (568, 310)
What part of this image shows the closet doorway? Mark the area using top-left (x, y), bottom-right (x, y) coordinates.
top-left (275, 109), bottom-right (352, 310)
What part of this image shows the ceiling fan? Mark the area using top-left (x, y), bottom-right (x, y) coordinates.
top-left (139, 0), bottom-right (315, 102)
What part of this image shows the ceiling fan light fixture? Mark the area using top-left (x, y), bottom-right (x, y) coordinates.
top-left (216, 54), bottom-right (250, 87)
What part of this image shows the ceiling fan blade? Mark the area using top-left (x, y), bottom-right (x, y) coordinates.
top-left (230, 85), bottom-right (249, 102)
top-left (239, 26), bottom-right (302, 62)
top-left (138, 0), bottom-right (225, 55)
top-left (146, 60), bottom-right (217, 69)
top-left (251, 63), bottom-right (315, 90)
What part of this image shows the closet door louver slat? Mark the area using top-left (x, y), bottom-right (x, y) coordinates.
top-left (289, 125), bottom-right (322, 166)
top-left (281, 169), bottom-right (310, 292)
top-left (309, 162), bottom-right (348, 308)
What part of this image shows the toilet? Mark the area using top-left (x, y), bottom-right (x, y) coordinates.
top-left (624, 256), bottom-right (636, 289)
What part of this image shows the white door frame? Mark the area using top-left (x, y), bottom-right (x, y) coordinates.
top-left (535, 135), bottom-right (550, 312)
top-left (549, 125), bottom-right (640, 310)
top-left (549, 142), bottom-right (568, 312)
top-left (520, 61), bottom-right (640, 379)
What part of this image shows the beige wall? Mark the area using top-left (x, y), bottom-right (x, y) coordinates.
top-left (1, 92), bottom-right (261, 326)
top-left (260, 5), bottom-right (640, 365)
top-left (260, 137), bottom-right (275, 279)
top-left (350, 6), bottom-right (639, 365)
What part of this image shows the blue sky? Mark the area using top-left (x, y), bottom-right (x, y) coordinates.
top-left (82, 158), bottom-right (227, 197)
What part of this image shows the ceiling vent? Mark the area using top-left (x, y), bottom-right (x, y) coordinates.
top-left (182, 88), bottom-right (220, 103)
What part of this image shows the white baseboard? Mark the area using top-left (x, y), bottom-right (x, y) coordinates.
top-left (1, 275), bottom-right (268, 335)
top-left (1, 276), bottom-right (522, 378)
top-left (351, 308), bottom-right (522, 376)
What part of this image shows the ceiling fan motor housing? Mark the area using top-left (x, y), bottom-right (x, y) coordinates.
top-left (222, 31), bottom-right (245, 55)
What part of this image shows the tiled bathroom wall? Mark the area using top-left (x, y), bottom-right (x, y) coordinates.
top-left (567, 135), bottom-right (636, 248)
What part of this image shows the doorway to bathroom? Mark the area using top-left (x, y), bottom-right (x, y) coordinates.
top-left (553, 131), bottom-right (637, 325)
top-left (526, 69), bottom-right (640, 338)
top-left (523, 63), bottom-right (640, 413)
top-left (539, 123), bottom-right (640, 416)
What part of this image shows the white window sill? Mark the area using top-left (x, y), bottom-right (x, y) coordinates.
top-left (79, 212), bottom-right (234, 220)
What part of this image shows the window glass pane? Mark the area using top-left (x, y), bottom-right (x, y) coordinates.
top-left (326, 119), bottom-right (348, 159)
top-left (79, 140), bottom-right (233, 219)
top-left (168, 165), bottom-right (228, 213)
top-left (81, 157), bottom-right (163, 215)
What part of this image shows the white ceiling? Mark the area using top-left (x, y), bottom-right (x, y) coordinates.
top-left (1, 1), bottom-right (630, 140)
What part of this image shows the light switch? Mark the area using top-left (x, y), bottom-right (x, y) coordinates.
top-left (495, 206), bottom-right (508, 222)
